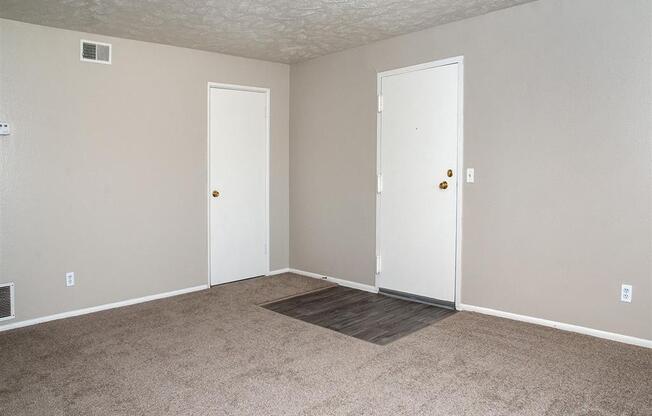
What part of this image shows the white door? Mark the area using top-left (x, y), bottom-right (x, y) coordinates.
top-left (209, 86), bottom-right (268, 286)
top-left (377, 61), bottom-right (461, 305)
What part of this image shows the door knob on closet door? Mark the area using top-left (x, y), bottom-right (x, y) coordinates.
top-left (439, 181), bottom-right (448, 190)
top-left (212, 190), bottom-right (220, 198)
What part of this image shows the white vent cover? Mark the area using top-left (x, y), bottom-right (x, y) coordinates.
top-left (0, 283), bottom-right (15, 322)
top-left (80, 40), bottom-right (111, 64)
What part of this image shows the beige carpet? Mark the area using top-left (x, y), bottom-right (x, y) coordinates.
top-left (1, 273), bottom-right (650, 415)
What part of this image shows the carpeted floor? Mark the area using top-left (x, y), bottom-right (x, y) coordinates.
top-left (0, 273), bottom-right (650, 415)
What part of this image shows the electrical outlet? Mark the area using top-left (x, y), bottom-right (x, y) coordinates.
top-left (66, 272), bottom-right (75, 287)
top-left (621, 284), bottom-right (632, 303)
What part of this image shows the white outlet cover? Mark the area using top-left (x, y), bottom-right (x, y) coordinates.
top-left (0, 122), bottom-right (9, 135)
top-left (66, 272), bottom-right (75, 287)
top-left (466, 168), bottom-right (475, 183)
top-left (621, 284), bottom-right (632, 303)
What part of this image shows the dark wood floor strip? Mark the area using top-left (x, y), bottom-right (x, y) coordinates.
top-left (262, 286), bottom-right (456, 345)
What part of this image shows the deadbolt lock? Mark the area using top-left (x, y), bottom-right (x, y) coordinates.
top-left (447, 169), bottom-right (453, 178)
top-left (212, 190), bottom-right (220, 198)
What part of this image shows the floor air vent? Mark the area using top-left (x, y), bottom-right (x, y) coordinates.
top-left (0, 283), bottom-right (15, 321)
top-left (80, 40), bottom-right (111, 64)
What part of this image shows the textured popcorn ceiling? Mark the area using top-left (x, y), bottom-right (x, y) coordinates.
top-left (0, 0), bottom-right (535, 63)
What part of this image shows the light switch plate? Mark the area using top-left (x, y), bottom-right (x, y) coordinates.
top-left (0, 122), bottom-right (9, 135)
top-left (466, 168), bottom-right (475, 183)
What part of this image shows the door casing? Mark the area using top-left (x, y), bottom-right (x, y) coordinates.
top-left (207, 82), bottom-right (270, 287)
top-left (375, 56), bottom-right (464, 308)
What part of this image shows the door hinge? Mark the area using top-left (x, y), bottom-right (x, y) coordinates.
top-left (376, 255), bottom-right (382, 274)
top-left (377, 173), bottom-right (383, 193)
top-left (377, 95), bottom-right (383, 113)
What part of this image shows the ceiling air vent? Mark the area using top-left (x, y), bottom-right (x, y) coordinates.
top-left (0, 283), bottom-right (15, 321)
top-left (80, 40), bottom-right (111, 64)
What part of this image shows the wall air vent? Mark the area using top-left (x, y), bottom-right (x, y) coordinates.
top-left (80, 40), bottom-right (111, 64)
top-left (0, 283), bottom-right (15, 321)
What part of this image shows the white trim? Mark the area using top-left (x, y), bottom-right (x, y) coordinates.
top-left (454, 59), bottom-right (465, 309)
top-left (80, 39), bottom-right (112, 64)
top-left (378, 56), bottom-right (462, 78)
top-left (375, 56), bottom-right (465, 307)
top-left (267, 268), bottom-right (290, 276)
top-left (458, 303), bottom-right (652, 349)
top-left (207, 82), bottom-right (271, 287)
top-left (0, 285), bottom-right (208, 333)
top-left (289, 268), bottom-right (379, 294)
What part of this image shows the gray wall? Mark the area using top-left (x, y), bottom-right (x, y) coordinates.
top-left (290, 0), bottom-right (652, 340)
top-left (0, 19), bottom-right (289, 325)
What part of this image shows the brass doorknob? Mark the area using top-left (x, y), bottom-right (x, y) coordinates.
top-left (439, 181), bottom-right (448, 190)
top-left (212, 190), bottom-right (220, 198)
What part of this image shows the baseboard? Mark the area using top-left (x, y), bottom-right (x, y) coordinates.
top-left (0, 284), bottom-right (209, 333)
top-left (289, 268), bottom-right (379, 293)
top-left (458, 303), bottom-right (651, 349)
top-left (267, 268), bottom-right (290, 276)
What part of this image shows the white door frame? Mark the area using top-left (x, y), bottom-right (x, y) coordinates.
top-left (206, 82), bottom-right (271, 287)
top-left (375, 56), bottom-right (464, 308)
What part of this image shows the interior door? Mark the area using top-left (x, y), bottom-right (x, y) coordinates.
top-left (377, 62), bottom-right (460, 305)
top-left (209, 86), bottom-right (268, 285)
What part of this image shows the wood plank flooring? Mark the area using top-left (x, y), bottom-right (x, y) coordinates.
top-left (262, 286), bottom-right (455, 345)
